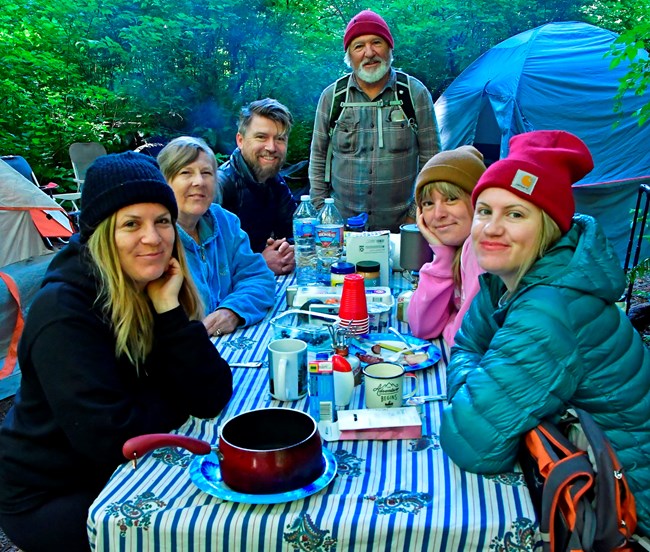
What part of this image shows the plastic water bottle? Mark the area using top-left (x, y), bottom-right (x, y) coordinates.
top-left (315, 198), bottom-right (344, 284)
top-left (293, 195), bottom-right (318, 285)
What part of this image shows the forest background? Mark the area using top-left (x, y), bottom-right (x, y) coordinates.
top-left (0, 0), bottom-right (647, 190)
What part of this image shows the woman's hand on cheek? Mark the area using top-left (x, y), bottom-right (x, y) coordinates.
top-left (147, 258), bottom-right (183, 313)
top-left (203, 308), bottom-right (241, 337)
top-left (416, 207), bottom-right (441, 246)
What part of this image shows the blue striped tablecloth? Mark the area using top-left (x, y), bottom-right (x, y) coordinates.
top-left (87, 273), bottom-right (541, 551)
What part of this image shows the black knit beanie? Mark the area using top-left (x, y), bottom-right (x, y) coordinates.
top-left (79, 151), bottom-right (178, 241)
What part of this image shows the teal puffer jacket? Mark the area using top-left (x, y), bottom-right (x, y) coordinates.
top-left (440, 215), bottom-right (650, 535)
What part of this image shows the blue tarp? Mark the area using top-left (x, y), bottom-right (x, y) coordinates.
top-left (434, 21), bottom-right (650, 263)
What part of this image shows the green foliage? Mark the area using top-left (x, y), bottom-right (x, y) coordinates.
top-left (585, 0), bottom-right (650, 126)
top-left (609, 24), bottom-right (650, 126)
top-left (0, 0), bottom-right (647, 188)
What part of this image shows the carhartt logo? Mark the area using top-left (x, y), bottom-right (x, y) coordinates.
top-left (511, 169), bottom-right (538, 195)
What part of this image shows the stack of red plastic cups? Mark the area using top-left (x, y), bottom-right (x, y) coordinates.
top-left (337, 274), bottom-right (369, 334)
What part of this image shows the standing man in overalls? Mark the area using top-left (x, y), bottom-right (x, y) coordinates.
top-left (309, 10), bottom-right (440, 232)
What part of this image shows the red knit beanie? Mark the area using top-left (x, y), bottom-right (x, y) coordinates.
top-left (343, 10), bottom-right (394, 51)
top-left (471, 130), bottom-right (594, 233)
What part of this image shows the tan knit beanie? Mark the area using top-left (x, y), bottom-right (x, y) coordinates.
top-left (415, 145), bottom-right (486, 204)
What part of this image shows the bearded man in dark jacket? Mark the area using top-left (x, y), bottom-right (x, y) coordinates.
top-left (218, 98), bottom-right (297, 276)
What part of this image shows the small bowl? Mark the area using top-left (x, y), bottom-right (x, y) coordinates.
top-left (270, 310), bottom-right (332, 351)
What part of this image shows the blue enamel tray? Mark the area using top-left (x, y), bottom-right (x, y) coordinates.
top-left (189, 447), bottom-right (337, 504)
top-left (349, 333), bottom-right (441, 372)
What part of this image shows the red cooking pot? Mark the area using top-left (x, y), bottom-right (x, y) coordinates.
top-left (123, 408), bottom-right (324, 495)
top-left (218, 408), bottom-right (324, 494)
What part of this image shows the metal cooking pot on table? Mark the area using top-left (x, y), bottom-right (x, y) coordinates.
top-left (123, 408), bottom-right (328, 495)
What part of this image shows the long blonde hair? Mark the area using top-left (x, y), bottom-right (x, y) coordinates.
top-left (87, 213), bottom-right (203, 368)
top-left (417, 181), bottom-right (473, 287)
top-left (508, 211), bottom-right (562, 293)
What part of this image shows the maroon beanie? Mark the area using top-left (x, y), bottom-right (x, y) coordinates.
top-left (343, 10), bottom-right (394, 51)
top-left (471, 130), bottom-right (594, 233)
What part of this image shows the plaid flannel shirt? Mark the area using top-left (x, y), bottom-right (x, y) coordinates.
top-left (309, 69), bottom-right (440, 232)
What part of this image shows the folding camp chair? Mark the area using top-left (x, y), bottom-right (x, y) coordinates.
top-left (53, 142), bottom-right (106, 212)
top-left (623, 183), bottom-right (650, 313)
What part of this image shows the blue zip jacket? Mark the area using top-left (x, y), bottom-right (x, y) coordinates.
top-left (440, 215), bottom-right (650, 535)
top-left (178, 204), bottom-right (275, 326)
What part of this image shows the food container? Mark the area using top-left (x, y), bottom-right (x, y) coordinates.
top-left (218, 408), bottom-right (324, 494)
top-left (367, 302), bottom-right (391, 333)
top-left (355, 260), bottom-right (381, 286)
top-left (330, 261), bottom-right (355, 287)
top-left (270, 309), bottom-right (338, 351)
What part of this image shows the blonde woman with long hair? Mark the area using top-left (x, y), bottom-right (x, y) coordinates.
top-left (407, 146), bottom-right (486, 347)
top-left (0, 152), bottom-right (232, 552)
top-left (440, 131), bottom-right (650, 536)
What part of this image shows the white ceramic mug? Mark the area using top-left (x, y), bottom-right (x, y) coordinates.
top-left (267, 338), bottom-right (308, 401)
top-left (363, 362), bottom-right (418, 408)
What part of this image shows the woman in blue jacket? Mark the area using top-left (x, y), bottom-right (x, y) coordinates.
top-left (440, 130), bottom-right (650, 535)
top-left (158, 137), bottom-right (275, 337)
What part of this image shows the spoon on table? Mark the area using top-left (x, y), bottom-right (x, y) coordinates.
top-left (386, 326), bottom-right (429, 361)
top-left (228, 361), bottom-right (263, 368)
top-left (388, 326), bottom-right (412, 348)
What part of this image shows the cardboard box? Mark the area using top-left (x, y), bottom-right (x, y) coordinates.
top-left (345, 231), bottom-right (391, 287)
top-left (320, 407), bottom-right (422, 442)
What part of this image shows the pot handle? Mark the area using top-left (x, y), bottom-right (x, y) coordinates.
top-left (123, 434), bottom-right (212, 468)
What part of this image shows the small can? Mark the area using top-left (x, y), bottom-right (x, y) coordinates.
top-left (396, 289), bottom-right (414, 322)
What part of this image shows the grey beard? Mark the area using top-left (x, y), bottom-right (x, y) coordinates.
top-left (356, 59), bottom-right (390, 83)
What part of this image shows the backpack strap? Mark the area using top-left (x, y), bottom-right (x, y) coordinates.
top-left (568, 408), bottom-right (638, 549)
top-left (394, 71), bottom-right (417, 130)
top-left (325, 75), bottom-right (351, 184)
top-left (324, 71), bottom-right (417, 183)
top-left (633, 535), bottom-right (650, 550)
top-left (0, 272), bottom-right (24, 379)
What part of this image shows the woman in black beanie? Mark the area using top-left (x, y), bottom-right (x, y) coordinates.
top-left (0, 151), bottom-right (233, 551)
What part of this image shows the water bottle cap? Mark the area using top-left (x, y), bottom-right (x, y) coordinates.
top-left (300, 195), bottom-right (310, 201)
top-left (324, 198), bottom-right (334, 204)
top-left (346, 213), bottom-right (368, 227)
top-left (332, 354), bottom-right (352, 372)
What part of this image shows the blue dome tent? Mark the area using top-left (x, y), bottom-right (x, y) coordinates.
top-left (434, 21), bottom-right (650, 263)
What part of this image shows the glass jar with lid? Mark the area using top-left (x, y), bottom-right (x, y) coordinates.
top-left (355, 260), bottom-right (380, 287)
top-left (330, 261), bottom-right (355, 287)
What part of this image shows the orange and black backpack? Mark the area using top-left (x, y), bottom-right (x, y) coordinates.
top-left (519, 408), bottom-right (648, 552)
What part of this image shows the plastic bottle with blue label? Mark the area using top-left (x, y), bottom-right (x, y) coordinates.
top-left (293, 195), bottom-right (318, 285)
top-left (315, 198), bottom-right (344, 285)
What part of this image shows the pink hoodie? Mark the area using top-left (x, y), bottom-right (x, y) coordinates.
top-left (407, 239), bottom-right (483, 347)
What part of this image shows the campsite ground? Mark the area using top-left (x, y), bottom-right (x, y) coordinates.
top-left (0, 280), bottom-right (649, 551)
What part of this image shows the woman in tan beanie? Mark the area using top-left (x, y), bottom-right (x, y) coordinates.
top-left (407, 145), bottom-right (486, 346)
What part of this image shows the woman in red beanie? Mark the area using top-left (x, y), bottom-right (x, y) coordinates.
top-left (439, 130), bottom-right (650, 536)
